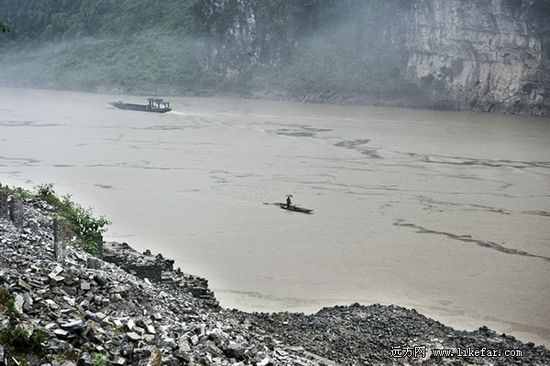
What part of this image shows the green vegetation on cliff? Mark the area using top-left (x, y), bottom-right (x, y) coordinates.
top-left (0, 0), bottom-right (416, 97)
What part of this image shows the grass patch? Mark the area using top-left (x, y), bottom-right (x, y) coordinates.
top-left (0, 288), bottom-right (44, 359)
top-left (2, 186), bottom-right (33, 200)
top-left (3, 298), bottom-right (19, 320)
top-left (0, 287), bottom-right (19, 320)
top-left (0, 326), bottom-right (47, 355)
top-left (94, 353), bottom-right (107, 366)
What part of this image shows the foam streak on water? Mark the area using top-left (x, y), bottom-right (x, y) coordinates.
top-left (1, 88), bottom-right (549, 346)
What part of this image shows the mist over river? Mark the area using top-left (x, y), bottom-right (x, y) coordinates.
top-left (1, 88), bottom-right (549, 346)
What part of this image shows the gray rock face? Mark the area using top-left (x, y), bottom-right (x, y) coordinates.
top-left (199, 0), bottom-right (548, 115)
top-left (405, 0), bottom-right (550, 115)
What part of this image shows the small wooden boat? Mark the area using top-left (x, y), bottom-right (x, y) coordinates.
top-left (279, 203), bottom-right (313, 214)
top-left (110, 98), bottom-right (171, 113)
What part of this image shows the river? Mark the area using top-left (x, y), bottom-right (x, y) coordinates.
top-left (1, 87), bottom-right (549, 346)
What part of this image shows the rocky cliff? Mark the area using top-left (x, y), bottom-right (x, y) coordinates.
top-left (200, 0), bottom-right (549, 115)
top-left (405, 0), bottom-right (550, 115)
top-left (0, 0), bottom-right (548, 115)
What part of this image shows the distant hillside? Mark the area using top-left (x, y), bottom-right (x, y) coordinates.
top-left (1, 0), bottom-right (548, 115)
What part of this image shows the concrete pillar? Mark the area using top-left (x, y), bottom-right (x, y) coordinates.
top-left (53, 217), bottom-right (68, 262)
top-left (9, 196), bottom-right (23, 229)
top-left (0, 187), bottom-right (8, 220)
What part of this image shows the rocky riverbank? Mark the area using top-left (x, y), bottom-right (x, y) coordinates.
top-left (1, 188), bottom-right (549, 365)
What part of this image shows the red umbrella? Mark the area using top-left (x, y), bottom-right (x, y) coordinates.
top-left (286, 194), bottom-right (294, 198)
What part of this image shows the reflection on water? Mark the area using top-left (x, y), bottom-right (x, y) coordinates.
top-left (1, 87), bottom-right (550, 346)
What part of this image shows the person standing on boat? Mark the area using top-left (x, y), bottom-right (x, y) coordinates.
top-left (286, 194), bottom-right (293, 208)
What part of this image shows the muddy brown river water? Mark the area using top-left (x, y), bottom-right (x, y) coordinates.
top-left (1, 87), bottom-right (549, 346)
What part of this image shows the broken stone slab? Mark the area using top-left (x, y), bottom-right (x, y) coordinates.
top-left (126, 332), bottom-right (141, 342)
top-left (178, 337), bottom-right (191, 353)
top-left (127, 319), bottom-right (135, 331)
top-left (17, 278), bottom-right (31, 291)
top-left (162, 337), bottom-right (177, 349)
top-left (113, 319), bottom-right (123, 328)
top-left (189, 334), bottom-right (199, 346)
top-left (44, 299), bottom-right (60, 309)
top-left (77, 352), bottom-right (93, 366)
top-left (22, 292), bottom-right (33, 312)
top-left (205, 341), bottom-right (223, 356)
top-left (62, 296), bottom-right (76, 307)
top-left (257, 356), bottom-right (272, 366)
top-left (48, 265), bottom-right (65, 283)
top-left (174, 348), bottom-right (192, 362)
top-left (138, 317), bottom-right (152, 327)
top-left (49, 275), bottom-right (65, 284)
top-left (142, 334), bottom-right (155, 343)
top-left (95, 345), bottom-right (106, 353)
top-left (80, 281), bottom-right (91, 291)
top-left (54, 328), bottom-right (69, 338)
top-left (60, 319), bottom-right (86, 333)
top-left (111, 357), bottom-right (126, 366)
top-left (14, 293), bottom-right (25, 314)
top-left (94, 312), bottom-right (107, 321)
top-left (50, 265), bottom-right (64, 277)
top-left (133, 326), bottom-right (145, 335)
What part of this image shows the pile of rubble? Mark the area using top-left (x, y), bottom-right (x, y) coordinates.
top-left (249, 304), bottom-right (550, 365)
top-left (0, 191), bottom-right (323, 366)
top-left (1, 186), bottom-right (549, 366)
top-left (102, 242), bottom-right (217, 307)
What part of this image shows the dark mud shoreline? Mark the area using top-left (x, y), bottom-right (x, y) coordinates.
top-left (1, 188), bottom-right (549, 365)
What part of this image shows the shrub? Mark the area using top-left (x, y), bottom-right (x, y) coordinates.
top-left (3, 298), bottom-right (20, 320)
top-left (0, 326), bottom-right (47, 355)
top-left (0, 288), bottom-right (19, 320)
top-left (3, 182), bottom-right (109, 255)
top-left (2, 186), bottom-right (33, 199)
top-left (33, 184), bottom-right (109, 256)
top-left (94, 353), bottom-right (107, 366)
